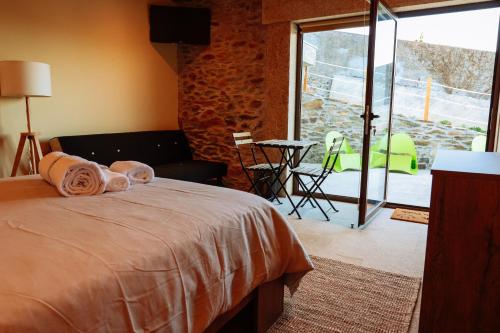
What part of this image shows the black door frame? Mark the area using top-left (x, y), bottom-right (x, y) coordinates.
top-left (293, 1), bottom-right (500, 217)
top-left (487, 14), bottom-right (500, 152)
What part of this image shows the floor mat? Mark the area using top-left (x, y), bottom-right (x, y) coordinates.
top-left (269, 255), bottom-right (422, 333)
top-left (391, 208), bottom-right (429, 224)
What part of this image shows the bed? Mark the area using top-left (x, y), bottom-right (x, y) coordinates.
top-left (0, 176), bottom-right (313, 332)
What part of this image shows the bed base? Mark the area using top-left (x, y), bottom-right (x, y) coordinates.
top-left (205, 276), bottom-right (285, 333)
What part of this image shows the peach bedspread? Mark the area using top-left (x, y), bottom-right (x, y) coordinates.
top-left (0, 176), bottom-right (313, 333)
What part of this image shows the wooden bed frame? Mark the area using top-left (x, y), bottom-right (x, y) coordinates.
top-left (205, 276), bottom-right (285, 333)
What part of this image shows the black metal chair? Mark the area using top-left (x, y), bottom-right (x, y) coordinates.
top-left (289, 136), bottom-right (344, 221)
top-left (233, 132), bottom-right (281, 203)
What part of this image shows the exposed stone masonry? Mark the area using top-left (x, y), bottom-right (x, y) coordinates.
top-left (177, 0), bottom-right (266, 189)
top-left (177, 0), bottom-right (488, 188)
top-left (300, 94), bottom-right (481, 169)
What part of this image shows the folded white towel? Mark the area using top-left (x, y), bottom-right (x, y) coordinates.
top-left (110, 161), bottom-right (154, 185)
top-left (39, 152), bottom-right (106, 197)
top-left (102, 168), bottom-right (130, 192)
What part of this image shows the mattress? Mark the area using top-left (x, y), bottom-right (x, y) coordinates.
top-left (0, 176), bottom-right (312, 332)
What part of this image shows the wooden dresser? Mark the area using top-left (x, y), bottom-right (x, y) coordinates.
top-left (419, 150), bottom-right (500, 333)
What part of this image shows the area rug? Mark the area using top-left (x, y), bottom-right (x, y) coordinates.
top-left (269, 256), bottom-right (421, 333)
top-left (391, 208), bottom-right (429, 224)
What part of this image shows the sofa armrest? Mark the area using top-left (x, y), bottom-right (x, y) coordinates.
top-left (49, 138), bottom-right (63, 152)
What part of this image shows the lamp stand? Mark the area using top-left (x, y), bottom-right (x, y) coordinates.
top-left (11, 97), bottom-right (43, 176)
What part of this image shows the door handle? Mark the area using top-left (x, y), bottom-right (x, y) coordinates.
top-left (359, 113), bottom-right (380, 120)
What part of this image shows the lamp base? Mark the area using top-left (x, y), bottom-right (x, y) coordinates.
top-left (11, 132), bottom-right (43, 177)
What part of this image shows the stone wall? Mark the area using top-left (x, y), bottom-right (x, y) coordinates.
top-left (300, 93), bottom-right (482, 169)
top-left (397, 40), bottom-right (495, 94)
top-left (300, 30), bottom-right (492, 169)
top-left (176, 0), bottom-right (494, 189)
top-left (306, 31), bottom-right (496, 94)
top-left (177, 0), bottom-right (266, 189)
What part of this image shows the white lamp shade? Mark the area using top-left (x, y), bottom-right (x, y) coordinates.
top-left (0, 61), bottom-right (52, 97)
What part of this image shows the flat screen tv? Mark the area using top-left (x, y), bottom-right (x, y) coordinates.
top-left (149, 5), bottom-right (211, 45)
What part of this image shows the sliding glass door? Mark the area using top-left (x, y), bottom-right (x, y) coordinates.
top-left (295, 18), bottom-right (370, 227)
top-left (358, 0), bottom-right (398, 226)
top-left (294, 0), bottom-right (397, 227)
top-left (295, 2), bottom-right (500, 227)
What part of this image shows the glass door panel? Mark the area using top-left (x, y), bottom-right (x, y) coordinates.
top-left (358, 1), bottom-right (397, 226)
top-left (298, 27), bottom-right (368, 201)
top-left (295, 25), bottom-right (370, 228)
top-left (294, 1), bottom-right (398, 228)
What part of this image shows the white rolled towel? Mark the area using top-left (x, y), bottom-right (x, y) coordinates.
top-left (39, 151), bottom-right (67, 183)
top-left (102, 168), bottom-right (130, 192)
top-left (110, 161), bottom-right (154, 185)
top-left (39, 152), bottom-right (106, 197)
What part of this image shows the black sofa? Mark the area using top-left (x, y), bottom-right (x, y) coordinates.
top-left (49, 130), bottom-right (227, 185)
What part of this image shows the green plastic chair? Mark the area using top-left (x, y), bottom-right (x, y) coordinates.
top-left (370, 132), bottom-right (418, 175)
top-left (369, 133), bottom-right (389, 169)
top-left (471, 135), bottom-right (486, 152)
top-left (322, 131), bottom-right (361, 172)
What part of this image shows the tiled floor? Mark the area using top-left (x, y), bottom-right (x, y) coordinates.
top-left (275, 198), bottom-right (428, 333)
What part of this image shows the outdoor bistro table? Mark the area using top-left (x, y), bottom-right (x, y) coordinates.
top-left (254, 139), bottom-right (318, 219)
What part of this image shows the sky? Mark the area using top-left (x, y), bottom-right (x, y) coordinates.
top-left (398, 8), bottom-right (500, 52)
top-left (342, 8), bottom-right (500, 52)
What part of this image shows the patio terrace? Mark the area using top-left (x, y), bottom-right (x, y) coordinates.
top-left (299, 166), bottom-right (432, 208)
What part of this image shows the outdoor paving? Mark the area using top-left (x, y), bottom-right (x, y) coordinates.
top-left (300, 165), bottom-right (432, 208)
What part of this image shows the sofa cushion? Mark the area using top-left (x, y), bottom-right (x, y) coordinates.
top-left (154, 160), bottom-right (227, 183)
top-left (50, 130), bottom-right (192, 167)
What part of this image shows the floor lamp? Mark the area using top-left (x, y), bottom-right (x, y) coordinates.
top-left (0, 61), bottom-right (52, 176)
